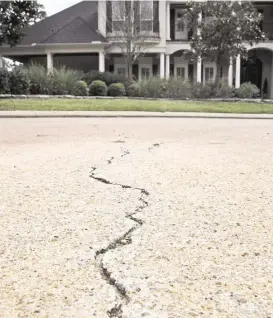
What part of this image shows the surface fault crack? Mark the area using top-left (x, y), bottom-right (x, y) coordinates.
top-left (90, 148), bottom-right (151, 317)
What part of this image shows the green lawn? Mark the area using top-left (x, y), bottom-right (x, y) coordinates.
top-left (0, 98), bottom-right (273, 113)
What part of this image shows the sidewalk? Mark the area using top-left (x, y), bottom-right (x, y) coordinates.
top-left (1, 111), bottom-right (273, 119)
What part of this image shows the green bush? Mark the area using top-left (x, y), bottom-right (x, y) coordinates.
top-left (0, 68), bottom-right (10, 94)
top-left (72, 80), bottom-right (88, 96)
top-left (140, 77), bottom-right (167, 98)
top-left (89, 80), bottom-right (107, 96)
top-left (83, 71), bottom-right (112, 86)
top-left (192, 81), bottom-right (217, 98)
top-left (83, 71), bottom-right (132, 92)
top-left (166, 78), bottom-right (192, 99)
top-left (215, 79), bottom-right (234, 98)
top-left (235, 82), bottom-right (260, 99)
top-left (127, 82), bottom-right (141, 97)
top-left (108, 82), bottom-right (126, 96)
top-left (52, 66), bottom-right (83, 95)
top-left (27, 63), bottom-right (52, 94)
top-left (9, 67), bottom-right (29, 95)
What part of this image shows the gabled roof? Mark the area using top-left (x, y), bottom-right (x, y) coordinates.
top-left (19, 1), bottom-right (105, 45)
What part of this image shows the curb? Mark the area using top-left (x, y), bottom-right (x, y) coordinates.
top-left (0, 94), bottom-right (273, 104)
top-left (1, 111), bottom-right (273, 120)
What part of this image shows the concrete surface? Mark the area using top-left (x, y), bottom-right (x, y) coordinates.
top-left (0, 118), bottom-right (272, 317)
top-left (1, 111), bottom-right (273, 119)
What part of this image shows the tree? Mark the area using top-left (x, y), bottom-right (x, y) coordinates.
top-left (184, 1), bottom-right (265, 84)
top-left (0, 1), bottom-right (46, 47)
top-left (105, 1), bottom-right (159, 79)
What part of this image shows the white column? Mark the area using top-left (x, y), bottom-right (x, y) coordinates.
top-left (270, 55), bottom-right (273, 98)
top-left (46, 52), bottom-right (53, 72)
top-left (166, 2), bottom-right (171, 40)
top-left (196, 12), bottom-right (202, 83)
top-left (0, 55), bottom-right (3, 68)
top-left (228, 57), bottom-right (233, 87)
top-left (235, 54), bottom-right (241, 89)
top-left (99, 51), bottom-right (105, 72)
top-left (165, 54), bottom-right (170, 79)
top-left (197, 11), bottom-right (202, 36)
top-left (197, 57), bottom-right (202, 83)
top-left (160, 53), bottom-right (165, 78)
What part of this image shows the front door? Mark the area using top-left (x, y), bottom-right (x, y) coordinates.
top-left (175, 9), bottom-right (188, 40)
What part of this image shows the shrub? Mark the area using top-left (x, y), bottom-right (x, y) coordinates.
top-left (9, 66), bottom-right (29, 95)
top-left (0, 68), bottom-right (10, 94)
top-left (89, 80), bottom-right (107, 96)
top-left (72, 80), bottom-right (88, 96)
top-left (27, 63), bottom-right (52, 94)
top-left (192, 81), bottom-right (217, 98)
top-left (235, 82), bottom-right (260, 99)
top-left (83, 71), bottom-right (113, 86)
top-left (127, 82), bottom-right (141, 97)
top-left (166, 78), bottom-right (192, 99)
top-left (215, 79), bottom-right (234, 98)
top-left (83, 71), bottom-right (132, 92)
top-left (140, 77), bottom-right (167, 98)
top-left (108, 82), bottom-right (126, 96)
top-left (52, 66), bottom-right (83, 95)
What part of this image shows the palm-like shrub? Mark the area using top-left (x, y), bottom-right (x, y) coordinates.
top-left (52, 66), bottom-right (83, 95)
top-left (27, 63), bottom-right (52, 94)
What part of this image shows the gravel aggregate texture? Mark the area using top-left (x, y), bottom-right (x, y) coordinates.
top-left (0, 118), bottom-right (272, 317)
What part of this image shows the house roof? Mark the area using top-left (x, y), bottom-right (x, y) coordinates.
top-left (19, 1), bottom-right (105, 45)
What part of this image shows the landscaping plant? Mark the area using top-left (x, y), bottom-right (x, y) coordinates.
top-left (9, 66), bottom-right (29, 95)
top-left (89, 80), bottom-right (107, 96)
top-left (72, 80), bottom-right (88, 96)
top-left (235, 82), bottom-right (260, 99)
top-left (0, 68), bottom-right (10, 94)
top-left (108, 83), bottom-right (126, 97)
top-left (52, 66), bottom-right (83, 95)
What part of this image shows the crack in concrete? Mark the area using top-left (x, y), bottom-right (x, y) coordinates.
top-left (107, 304), bottom-right (123, 318)
top-left (90, 148), bottom-right (150, 317)
top-left (148, 143), bottom-right (161, 152)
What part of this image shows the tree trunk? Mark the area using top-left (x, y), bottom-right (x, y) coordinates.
top-left (125, 59), bottom-right (133, 81)
top-left (128, 64), bottom-right (133, 80)
top-left (215, 62), bottom-right (221, 86)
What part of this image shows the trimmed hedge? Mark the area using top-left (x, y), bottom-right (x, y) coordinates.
top-left (108, 83), bottom-right (126, 96)
top-left (72, 80), bottom-right (88, 96)
top-left (83, 71), bottom-right (132, 92)
top-left (127, 83), bottom-right (141, 97)
top-left (89, 80), bottom-right (107, 96)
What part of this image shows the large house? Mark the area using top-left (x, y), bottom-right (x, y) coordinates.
top-left (1, 1), bottom-right (273, 97)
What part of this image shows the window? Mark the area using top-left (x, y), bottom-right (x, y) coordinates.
top-left (176, 67), bottom-right (185, 80)
top-left (140, 0), bottom-right (153, 32)
top-left (112, 1), bottom-right (125, 31)
top-left (116, 67), bottom-right (126, 76)
top-left (176, 11), bottom-right (184, 32)
top-left (205, 67), bottom-right (214, 82)
top-left (112, 1), bottom-right (125, 21)
top-left (141, 67), bottom-right (150, 80)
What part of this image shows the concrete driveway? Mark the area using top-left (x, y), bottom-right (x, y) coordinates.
top-left (0, 118), bottom-right (272, 317)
